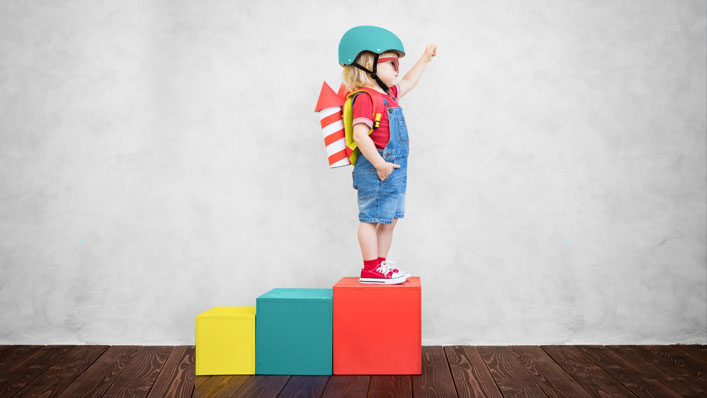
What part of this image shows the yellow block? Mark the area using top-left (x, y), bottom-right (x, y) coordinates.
top-left (195, 306), bottom-right (256, 375)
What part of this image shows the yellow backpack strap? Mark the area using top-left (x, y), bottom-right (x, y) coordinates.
top-left (343, 89), bottom-right (379, 165)
top-left (373, 112), bottom-right (382, 129)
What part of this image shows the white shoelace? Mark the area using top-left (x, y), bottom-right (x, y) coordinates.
top-left (381, 260), bottom-right (398, 270)
top-left (376, 261), bottom-right (393, 276)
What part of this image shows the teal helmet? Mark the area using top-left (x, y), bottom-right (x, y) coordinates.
top-left (338, 25), bottom-right (405, 94)
top-left (338, 25), bottom-right (405, 66)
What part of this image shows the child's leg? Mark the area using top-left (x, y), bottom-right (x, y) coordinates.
top-left (376, 218), bottom-right (398, 258)
top-left (357, 222), bottom-right (379, 261)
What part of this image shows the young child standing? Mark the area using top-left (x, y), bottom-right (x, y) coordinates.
top-left (338, 25), bottom-right (437, 284)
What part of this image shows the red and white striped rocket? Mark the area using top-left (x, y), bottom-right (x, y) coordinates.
top-left (315, 81), bottom-right (349, 168)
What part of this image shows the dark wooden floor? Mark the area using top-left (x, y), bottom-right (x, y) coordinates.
top-left (0, 345), bottom-right (704, 397)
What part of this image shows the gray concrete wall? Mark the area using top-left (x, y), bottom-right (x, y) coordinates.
top-left (0, 0), bottom-right (705, 345)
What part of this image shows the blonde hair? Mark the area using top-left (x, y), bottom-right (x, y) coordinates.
top-left (342, 51), bottom-right (400, 91)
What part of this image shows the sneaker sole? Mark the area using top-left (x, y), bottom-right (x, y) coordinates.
top-left (359, 275), bottom-right (407, 284)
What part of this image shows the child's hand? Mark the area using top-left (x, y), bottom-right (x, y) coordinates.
top-left (423, 44), bottom-right (437, 63)
top-left (375, 161), bottom-right (401, 181)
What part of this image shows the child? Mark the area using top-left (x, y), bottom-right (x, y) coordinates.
top-left (338, 25), bottom-right (437, 284)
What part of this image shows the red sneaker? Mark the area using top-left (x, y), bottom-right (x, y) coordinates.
top-left (360, 261), bottom-right (407, 285)
top-left (381, 260), bottom-right (410, 278)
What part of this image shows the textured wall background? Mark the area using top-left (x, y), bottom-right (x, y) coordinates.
top-left (1, 0), bottom-right (705, 345)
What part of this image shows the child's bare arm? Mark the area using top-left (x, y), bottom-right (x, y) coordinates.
top-left (353, 123), bottom-right (385, 168)
top-left (353, 123), bottom-right (399, 180)
top-left (398, 44), bottom-right (437, 98)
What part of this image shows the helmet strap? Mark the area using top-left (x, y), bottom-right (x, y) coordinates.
top-left (351, 53), bottom-right (391, 94)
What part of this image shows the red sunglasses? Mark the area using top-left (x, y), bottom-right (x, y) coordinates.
top-left (377, 56), bottom-right (399, 72)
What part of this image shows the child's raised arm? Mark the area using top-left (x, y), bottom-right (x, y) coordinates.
top-left (397, 44), bottom-right (437, 98)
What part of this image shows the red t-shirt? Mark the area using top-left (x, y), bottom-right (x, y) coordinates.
top-left (352, 84), bottom-right (400, 149)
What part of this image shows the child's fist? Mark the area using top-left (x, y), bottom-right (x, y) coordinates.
top-left (376, 161), bottom-right (401, 181)
top-left (424, 44), bottom-right (437, 62)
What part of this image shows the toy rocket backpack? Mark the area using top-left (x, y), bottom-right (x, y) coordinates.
top-left (314, 82), bottom-right (386, 168)
top-left (314, 25), bottom-right (405, 168)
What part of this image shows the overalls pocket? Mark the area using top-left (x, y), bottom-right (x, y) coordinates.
top-left (353, 168), bottom-right (378, 190)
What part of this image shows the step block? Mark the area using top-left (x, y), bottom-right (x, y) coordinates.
top-left (195, 306), bottom-right (256, 375)
top-left (256, 288), bottom-right (333, 375)
top-left (333, 276), bottom-right (421, 374)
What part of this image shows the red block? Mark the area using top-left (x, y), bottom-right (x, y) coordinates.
top-left (333, 277), bottom-right (421, 375)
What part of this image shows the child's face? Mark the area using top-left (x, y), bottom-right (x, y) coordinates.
top-left (367, 52), bottom-right (399, 88)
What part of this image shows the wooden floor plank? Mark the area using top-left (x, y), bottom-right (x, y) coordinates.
top-left (611, 345), bottom-right (705, 396)
top-left (277, 375), bottom-right (329, 397)
top-left (368, 375), bottom-right (411, 398)
top-left (0, 345), bottom-right (704, 397)
top-left (444, 345), bottom-right (502, 398)
top-left (320, 375), bottom-right (369, 398)
top-left (0, 345), bottom-right (42, 370)
top-left (509, 345), bottom-right (593, 398)
top-left (412, 346), bottom-right (458, 397)
top-left (0, 345), bottom-right (12, 360)
top-left (643, 345), bottom-right (707, 379)
top-left (193, 375), bottom-right (211, 392)
top-left (12, 345), bottom-right (109, 397)
top-left (147, 345), bottom-right (195, 398)
top-left (0, 345), bottom-right (73, 397)
top-left (541, 345), bottom-right (637, 398)
top-left (101, 346), bottom-right (173, 398)
top-left (477, 346), bottom-right (547, 398)
top-left (578, 345), bottom-right (682, 398)
top-left (56, 345), bottom-right (141, 398)
top-left (231, 375), bottom-right (290, 398)
top-left (194, 375), bottom-right (250, 398)
top-left (676, 345), bottom-right (707, 369)
top-left (602, 345), bottom-right (705, 397)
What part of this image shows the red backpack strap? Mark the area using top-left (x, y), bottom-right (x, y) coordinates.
top-left (356, 87), bottom-right (386, 129)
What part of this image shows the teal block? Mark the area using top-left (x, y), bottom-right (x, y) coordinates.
top-left (255, 288), bottom-right (333, 375)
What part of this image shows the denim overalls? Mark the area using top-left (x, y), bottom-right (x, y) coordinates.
top-left (352, 95), bottom-right (409, 225)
